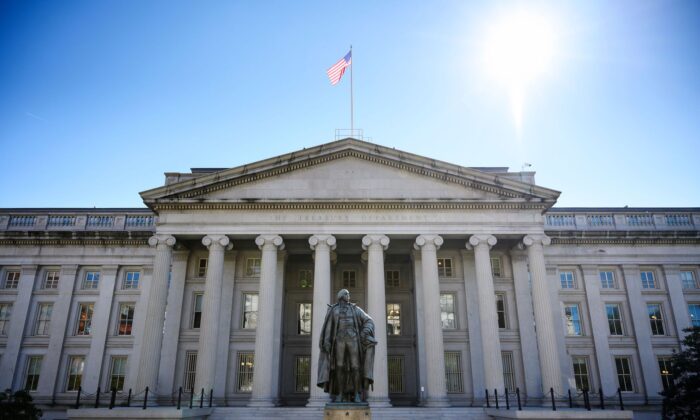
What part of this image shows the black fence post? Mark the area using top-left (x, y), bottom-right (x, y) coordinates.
top-left (568, 389), bottom-right (572, 408)
top-left (494, 389), bottom-right (499, 409)
top-left (199, 388), bottom-right (204, 408)
top-left (177, 387), bottom-right (182, 410)
top-left (485, 389), bottom-right (490, 408)
top-left (599, 387), bottom-right (604, 410)
top-left (516, 388), bottom-right (522, 411)
top-left (143, 386), bottom-right (149, 410)
top-left (209, 388), bottom-right (213, 407)
top-left (584, 390), bottom-right (591, 410)
top-left (109, 388), bottom-right (116, 409)
top-left (550, 387), bottom-right (556, 411)
top-left (189, 388), bottom-right (194, 409)
top-left (505, 389), bottom-right (510, 410)
top-left (75, 386), bottom-right (82, 409)
top-left (94, 386), bottom-right (100, 408)
top-left (127, 389), bottom-right (132, 407)
top-left (618, 388), bottom-right (624, 411)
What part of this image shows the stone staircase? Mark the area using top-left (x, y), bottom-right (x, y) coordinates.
top-left (209, 406), bottom-right (489, 420)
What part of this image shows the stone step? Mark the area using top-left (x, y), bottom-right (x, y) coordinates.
top-left (209, 406), bottom-right (488, 420)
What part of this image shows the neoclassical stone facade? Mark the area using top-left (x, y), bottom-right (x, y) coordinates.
top-left (0, 139), bottom-right (698, 411)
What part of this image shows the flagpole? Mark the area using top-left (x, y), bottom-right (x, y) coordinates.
top-left (350, 45), bottom-right (354, 136)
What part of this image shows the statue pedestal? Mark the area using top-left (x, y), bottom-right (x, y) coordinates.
top-left (324, 402), bottom-right (371, 420)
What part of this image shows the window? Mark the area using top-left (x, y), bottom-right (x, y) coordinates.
top-left (82, 271), bottom-right (100, 289)
top-left (342, 270), bottom-right (356, 288)
top-left (564, 304), bottom-right (582, 336)
top-left (24, 356), bottom-right (42, 391)
top-left (496, 293), bottom-right (508, 329)
top-left (689, 304), bottom-right (700, 327)
top-left (647, 303), bottom-right (665, 335)
top-left (614, 357), bottom-right (634, 392)
top-left (560, 271), bottom-right (575, 289)
top-left (606, 304), bottom-right (624, 336)
top-left (600, 271), bottom-right (616, 289)
top-left (294, 356), bottom-right (310, 392)
top-left (299, 270), bottom-right (313, 288)
top-left (388, 356), bottom-right (404, 393)
top-left (502, 352), bottom-right (515, 393)
top-left (490, 257), bottom-right (502, 277)
top-left (34, 303), bottom-right (53, 336)
top-left (572, 356), bottom-right (591, 391)
top-left (4, 271), bottom-right (20, 289)
top-left (658, 357), bottom-right (673, 392)
top-left (245, 258), bottom-right (261, 277)
top-left (123, 271), bottom-right (140, 289)
top-left (437, 258), bottom-right (453, 277)
top-left (109, 356), bottom-right (127, 391)
top-left (440, 294), bottom-right (456, 329)
top-left (197, 258), bottom-right (208, 277)
top-left (117, 303), bottom-right (135, 336)
top-left (184, 351), bottom-right (197, 391)
top-left (75, 303), bottom-right (94, 335)
top-left (243, 293), bottom-right (258, 329)
top-left (298, 303), bottom-right (312, 335)
top-left (191, 293), bottom-right (203, 328)
top-left (44, 271), bottom-right (60, 289)
top-left (66, 356), bottom-right (85, 391)
top-left (386, 303), bottom-right (401, 335)
top-left (640, 271), bottom-right (656, 289)
top-left (681, 271), bottom-right (697, 289)
top-left (0, 304), bottom-right (11, 335)
top-left (386, 270), bottom-right (400, 288)
top-left (444, 351), bottom-right (463, 393)
top-left (237, 352), bottom-right (255, 392)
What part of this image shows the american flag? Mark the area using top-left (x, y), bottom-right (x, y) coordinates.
top-left (327, 51), bottom-right (352, 85)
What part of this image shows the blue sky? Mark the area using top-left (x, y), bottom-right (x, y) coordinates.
top-left (1, 0), bottom-right (698, 208)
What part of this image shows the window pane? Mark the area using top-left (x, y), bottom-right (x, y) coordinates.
top-left (123, 271), bottom-right (140, 289)
top-left (110, 356), bottom-right (127, 391)
top-left (502, 352), bottom-right (515, 393)
top-left (243, 294), bottom-right (258, 329)
top-left (647, 303), bottom-right (665, 335)
top-left (237, 353), bottom-right (255, 392)
top-left (689, 304), bottom-right (700, 328)
top-left (440, 294), bottom-right (455, 329)
top-left (560, 271), bottom-right (575, 289)
top-left (35, 303), bottom-right (53, 336)
top-left (246, 258), bottom-right (261, 277)
top-left (444, 352), bottom-right (463, 393)
top-left (615, 357), bottom-right (633, 392)
top-left (572, 356), bottom-right (590, 391)
top-left (342, 271), bottom-right (356, 288)
top-left (0, 304), bottom-right (12, 335)
top-left (25, 356), bottom-right (42, 391)
top-left (44, 271), bottom-right (60, 289)
top-left (184, 352), bottom-right (197, 391)
top-left (437, 259), bottom-right (453, 277)
top-left (599, 271), bottom-right (615, 289)
top-left (299, 270), bottom-right (313, 288)
top-left (67, 356), bottom-right (85, 391)
top-left (294, 356), bottom-right (310, 393)
top-left (76, 303), bottom-right (94, 335)
top-left (658, 357), bottom-right (673, 392)
top-left (197, 258), bottom-right (208, 277)
top-left (388, 356), bottom-right (404, 393)
top-left (641, 271), bottom-right (656, 289)
top-left (681, 271), bottom-right (697, 289)
top-left (386, 270), bottom-right (400, 288)
top-left (564, 304), bottom-right (582, 336)
top-left (298, 303), bottom-right (312, 335)
top-left (387, 303), bottom-right (401, 335)
top-left (118, 304), bottom-right (135, 336)
top-left (83, 271), bottom-right (100, 289)
top-left (496, 294), bottom-right (507, 329)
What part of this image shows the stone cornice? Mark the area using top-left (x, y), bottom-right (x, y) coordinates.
top-left (150, 201), bottom-right (550, 211)
top-left (0, 238), bottom-right (151, 246)
top-left (550, 238), bottom-right (700, 245)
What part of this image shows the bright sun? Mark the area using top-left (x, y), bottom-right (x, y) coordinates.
top-left (482, 11), bottom-right (556, 130)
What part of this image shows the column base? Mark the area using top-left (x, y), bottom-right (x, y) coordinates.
top-left (367, 396), bottom-right (391, 408)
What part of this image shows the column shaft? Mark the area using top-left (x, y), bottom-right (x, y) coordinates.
top-left (469, 235), bottom-right (504, 392)
top-left (250, 235), bottom-right (284, 406)
top-left (415, 235), bottom-right (449, 407)
top-left (83, 265), bottom-right (118, 391)
top-left (195, 235), bottom-right (230, 394)
top-left (524, 235), bottom-right (563, 395)
top-left (134, 235), bottom-right (175, 393)
top-left (663, 265), bottom-right (692, 339)
top-left (363, 235), bottom-right (391, 407)
top-left (307, 235), bottom-right (336, 406)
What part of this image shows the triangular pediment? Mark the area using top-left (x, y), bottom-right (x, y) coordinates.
top-left (140, 138), bottom-right (560, 209)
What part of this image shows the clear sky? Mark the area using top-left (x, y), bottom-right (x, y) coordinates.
top-left (1, 0), bottom-right (699, 208)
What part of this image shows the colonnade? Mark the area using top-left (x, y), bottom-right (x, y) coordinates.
top-left (135, 232), bottom-right (561, 407)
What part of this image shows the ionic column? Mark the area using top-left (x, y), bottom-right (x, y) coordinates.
top-left (663, 265), bottom-right (692, 339)
top-left (249, 234), bottom-right (285, 407)
top-left (468, 235), bottom-right (504, 392)
top-left (362, 234), bottom-right (391, 407)
top-left (522, 234), bottom-right (563, 395)
top-left (414, 235), bottom-right (449, 407)
top-left (195, 235), bottom-right (232, 395)
top-left (307, 235), bottom-right (336, 407)
top-left (134, 235), bottom-right (175, 393)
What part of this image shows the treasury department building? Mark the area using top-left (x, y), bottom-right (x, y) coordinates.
top-left (0, 138), bottom-right (699, 409)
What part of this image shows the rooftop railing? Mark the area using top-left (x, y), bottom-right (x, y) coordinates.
top-left (545, 210), bottom-right (699, 231)
top-left (0, 211), bottom-right (156, 232)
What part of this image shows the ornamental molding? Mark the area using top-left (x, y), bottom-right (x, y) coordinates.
top-left (550, 238), bottom-right (700, 245)
top-left (151, 201), bottom-right (550, 212)
top-left (0, 239), bottom-right (151, 246)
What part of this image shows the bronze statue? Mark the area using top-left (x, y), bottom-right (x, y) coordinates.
top-left (317, 289), bottom-right (376, 403)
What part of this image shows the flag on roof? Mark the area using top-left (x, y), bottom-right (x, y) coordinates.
top-left (327, 51), bottom-right (352, 85)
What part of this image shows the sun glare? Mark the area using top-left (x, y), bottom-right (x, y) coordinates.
top-left (482, 10), bottom-right (556, 130)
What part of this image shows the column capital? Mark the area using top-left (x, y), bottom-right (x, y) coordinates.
top-left (255, 234), bottom-right (284, 251)
top-left (202, 234), bottom-right (232, 250)
top-left (149, 234), bottom-right (176, 247)
top-left (362, 234), bottom-right (390, 251)
top-left (522, 234), bottom-right (551, 247)
top-left (308, 234), bottom-right (336, 251)
top-left (468, 234), bottom-right (497, 249)
top-left (414, 234), bottom-right (443, 251)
